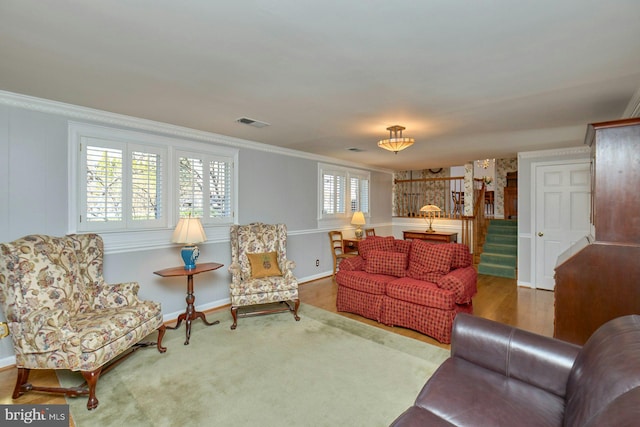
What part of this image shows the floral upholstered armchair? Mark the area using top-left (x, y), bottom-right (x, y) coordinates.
top-left (228, 223), bottom-right (300, 329)
top-left (0, 234), bottom-right (166, 410)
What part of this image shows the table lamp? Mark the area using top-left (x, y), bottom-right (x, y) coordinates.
top-left (171, 215), bottom-right (207, 269)
top-left (420, 205), bottom-right (441, 233)
top-left (351, 211), bottom-right (366, 238)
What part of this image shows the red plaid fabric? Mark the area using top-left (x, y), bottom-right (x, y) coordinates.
top-left (408, 240), bottom-right (452, 281)
top-left (335, 270), bottom-right (393, 295)
top-left (386, 277), bottom-right (456, 310)
top-left (393, 239), bottom-right (412, 256)
top-left (365, 250), bottom-right (407, 277)
top-left (338, 256), bottom-right (365, 272)
top-left (437, 266), bottom-right (477, 304)
top-left (357, 236), bottom-right (395, 260)
top-left (380, 298), bottom-right (457, 343)
top-left (336, 284), bottom-right (384, 321)
top-left (448, 243), bottom-right (473, 268)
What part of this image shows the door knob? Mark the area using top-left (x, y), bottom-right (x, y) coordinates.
top-left (538, 232), bottom-right (544, 237)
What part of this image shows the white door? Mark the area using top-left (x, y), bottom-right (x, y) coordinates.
top-left (535, 162), bottom-right (591, 290)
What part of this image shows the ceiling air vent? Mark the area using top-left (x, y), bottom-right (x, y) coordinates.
top-left (236, 117), bottom-right (270, 128)
top-left (347, 147), bottom-right (364, 152)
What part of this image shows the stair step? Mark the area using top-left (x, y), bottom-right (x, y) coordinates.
top-left (482, 243), bottom-right (517, 256)
top-left (478, 263), bottom-right (517, 279)
top-left (480, 252), bottom-right (517, 267)
top-left (486, 234), bottom-right (517, 245)
top-left (487, 224), bottom-right (518, 235)
top-left (489, 219), bottom-right (518, 227)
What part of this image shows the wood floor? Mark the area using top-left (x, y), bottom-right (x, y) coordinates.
top-left (0, 273), bottom-right (554, 425)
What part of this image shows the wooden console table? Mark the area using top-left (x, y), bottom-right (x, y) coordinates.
top-left (154, 262), bottom-right (223, 345)
top-left (403, 230), bottom-right (458, 243)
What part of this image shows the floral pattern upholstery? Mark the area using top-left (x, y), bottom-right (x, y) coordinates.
top-left (228, 223), bottom-right (299, 328)
top-left (0, 234), bottom-right (164, 372)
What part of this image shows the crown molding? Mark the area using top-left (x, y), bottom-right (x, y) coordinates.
top-left (518, 145), bottom-right (591, 159)
top-left (0, 90), bottom-right (393, 174)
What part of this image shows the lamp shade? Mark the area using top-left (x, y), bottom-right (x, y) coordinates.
top-left (351, 211), bottom-right (366, 226)
top-left (420, 205), bottom-right (441, 214)
top-left (171, 217), bottom-right (207, 244)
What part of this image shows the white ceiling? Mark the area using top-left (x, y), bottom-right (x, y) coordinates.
top-left (1, 1), bottom-right (639, 171)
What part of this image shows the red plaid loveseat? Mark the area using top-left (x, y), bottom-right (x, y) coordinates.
top-left (335, 236), bottom-right (477, 343)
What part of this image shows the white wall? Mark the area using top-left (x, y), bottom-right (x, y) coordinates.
top-left (0, 93), bottom-right (394, 366)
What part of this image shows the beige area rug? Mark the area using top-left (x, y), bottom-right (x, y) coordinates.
top-left (58, 304), bottom-right (449, 427)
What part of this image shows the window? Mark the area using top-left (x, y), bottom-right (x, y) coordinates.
top-left (79, 137), bottom-right (166, 231)
top-left (319, 164), bottom-right (370, 220)
top-left (177, 151), bottom-right (233, 223)
top-left (70, 123), bottom-right (237, 247)
top-left (322, 168), bottom-right (346, 216)
top-left (350, 173), bottom-right (370, 214)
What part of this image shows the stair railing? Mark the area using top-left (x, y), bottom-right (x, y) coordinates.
top-left (393, 176), bottom-right (487, 251)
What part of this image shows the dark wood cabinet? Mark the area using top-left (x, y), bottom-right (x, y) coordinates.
top-left (554, 118), bottom-right (640, 345)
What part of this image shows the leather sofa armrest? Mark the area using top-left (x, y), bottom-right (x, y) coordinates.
top-left (451, 313), bottom-right (581, 398)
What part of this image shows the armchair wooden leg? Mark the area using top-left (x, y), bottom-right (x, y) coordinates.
top-left (292, 299), bottom-right (301, 321)
top-left (12, 367), bottom-right (31, 398)
top-left (82, 368), bottom-right (102, 410)
top-left (156, 324), bottom-right (167, 353)
top-left (230, 306), bottom-right (238, 330)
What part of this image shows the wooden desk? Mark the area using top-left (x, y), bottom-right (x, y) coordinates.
top-left (403, 230), bottom-right (457, 243)
top-left (343, 238), bottom-right (364, 254)
top-left (154, 262), bottom-right (223, 345)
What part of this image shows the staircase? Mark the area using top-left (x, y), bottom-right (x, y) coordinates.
top-left (477, 219), bottom-right (517, 279)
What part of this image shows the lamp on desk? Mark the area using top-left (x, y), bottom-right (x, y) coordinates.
top-left (351, 211), bottom-right (366, 239)
top-left (420, 205), bottom-right (441, 233)
top-left (171, 215), bottom-right (207, 270)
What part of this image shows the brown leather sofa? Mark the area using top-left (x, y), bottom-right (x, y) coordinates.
top-left (390, 313), bottom-right (640, 427)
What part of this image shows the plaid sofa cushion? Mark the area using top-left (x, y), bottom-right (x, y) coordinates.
top-left (448, 243), bottom-right (473, 268)
top-left (357, 236), bottom-right (395, 260)
top-left (408, 240), bottom-right (453, 282)
top-left (335, 270), bottom-right (394, 295)
top-left (364, 250), bottom-right (407, 277)
top-left (337, 256), bottom-right (365, 272)
top-left (386, 277), bottom-right (456, 310)
top-left (393, 239), bottom-right (412, 256)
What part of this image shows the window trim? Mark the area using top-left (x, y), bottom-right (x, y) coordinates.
top-left (69, 122), bottom-right (238, 252)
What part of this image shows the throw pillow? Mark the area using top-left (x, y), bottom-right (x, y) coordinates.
top-left (408, 240), bottom-right (452, 282)
top-left (365, 250), bottom-right (407, 277)
top-left (247, 252), bottom-right (283, 278)
top-left (449, 243), bottom-right (473, 268)
top-left (357, 236), bottom-right (395, 260)
top-left (393, 239), bottom-right (412, 256)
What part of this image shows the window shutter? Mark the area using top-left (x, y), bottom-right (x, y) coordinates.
top-left (178, 156), bottom-right (205, 217)
top-left (85, 144), bottom-right (123, 223)
top-left (131, 150), bottom-right (162, 221)
top-left (209, 159), bottom-right (232, 218)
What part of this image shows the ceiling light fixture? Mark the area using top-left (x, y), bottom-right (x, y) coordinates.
top-left (378, 125), bottom-right (415, 154)
top-left (476, 158), bottom-right (495, 169)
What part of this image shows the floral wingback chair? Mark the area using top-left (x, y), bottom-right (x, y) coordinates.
top-left (228, 223), bottom-right (300, 329)
top-left (0, 234), bottom-right (166, 410)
